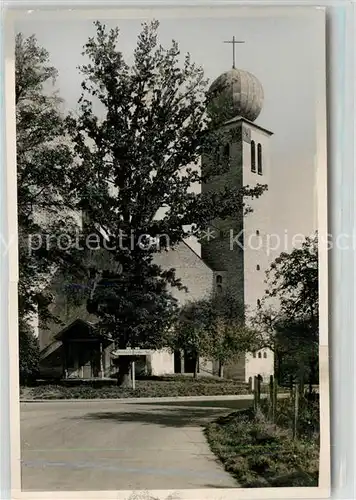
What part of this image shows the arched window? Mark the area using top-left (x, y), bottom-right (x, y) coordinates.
top-left (253, 352), bottom-right (256, 358)
top-left (251, 140), bottom-right (256, 172)
top-left (216, 284), bottom-right (223, 293)
top-left (256, 230), bottom-right (260, 236)
top-left (216, 275), bottom-right (223, 284)
top-left (258, 352), bottom-right (262, 358)
top-left (256, 264), bottom-right (260, 271)
top-left (263, 352), bottom-right (267, 359)
top-left (257, 143), bottom-right (262, 175)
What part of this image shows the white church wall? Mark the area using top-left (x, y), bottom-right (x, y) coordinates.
top-left (245, 350), bottom-right (274, 385)
top-left (154, 240), bottom-right (213, 306)
top-left (150, 242), bottom-right (214, 377)
top-left (242, 123), bottom-right (275, 380)
top-left (150, 349), bottom-right (175, 376)
top-left (242, 125), bottom-right (273, 312)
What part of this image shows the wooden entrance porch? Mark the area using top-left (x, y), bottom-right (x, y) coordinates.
top-left (54, 319), bottom-right (113, 379)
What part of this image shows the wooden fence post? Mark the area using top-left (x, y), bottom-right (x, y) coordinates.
top-left (269, 375), bottom-right (274, 422)
top-left (253, 376), bottom-right (258, 414)
top-left (299, 374), bottom-right (305, 399)
top-left (256, 375), bottom-right (261, 411)
top-left (293, 381), bottom-right (299, 440)
top-left (273, 375), bottom-right (278, 424)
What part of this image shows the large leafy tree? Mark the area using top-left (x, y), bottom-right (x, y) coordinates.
top-left (209, 290), bottom-right (262, 377)
top-left (167, 290), bottom-right (261, 378)
top-left (257, 233), bottom-right (319, 387)
top-left (88, 265), bottom-right (179, 385)
top-left (264, 233), bottom-right (319, 329)
top-left (67, 21), bottom-right (267, 385)
top-left (16, 33), bottom-right (81, 325)
top-left (167, 298), bottom-right (213, 378)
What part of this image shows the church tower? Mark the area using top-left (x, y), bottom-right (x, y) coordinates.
top-left (201, 62), bottom-right (274, 383)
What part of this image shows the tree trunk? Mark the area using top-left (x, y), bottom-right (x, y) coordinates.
top-left (218, 361), bottom-right (224, 378)
top-left (193, 357), bottom-right (198, 379)
top-left (275, 350), bottom-right (282, 384)
top-left (116, 356), bottom-right (132, 387)
top-left (298, 366), bottom-right (305, 399)
top-left (309, 355), bottom-right (317, 396)
top-left (289, 375), bottom-right (294, 398)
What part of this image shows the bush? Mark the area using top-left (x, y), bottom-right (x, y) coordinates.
top-left (19, 319), bottom-right (40, 385)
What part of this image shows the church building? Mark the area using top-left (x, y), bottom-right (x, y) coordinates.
top-left (37, 61), bottom-right (275, 384)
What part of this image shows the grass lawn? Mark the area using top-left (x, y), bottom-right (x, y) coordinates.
top-left (204, 398), bottom-right (319, 488)
top-left (20, 375), bottom-right (251, 399)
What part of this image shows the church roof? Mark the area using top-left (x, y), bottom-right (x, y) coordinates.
top-left (182, 240), bottom-right (215, 271)
top-left (54, 318), bottom-right (111, 342)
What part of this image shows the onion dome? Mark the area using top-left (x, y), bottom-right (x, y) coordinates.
top-left (208, 68), bottom-right (264, 122)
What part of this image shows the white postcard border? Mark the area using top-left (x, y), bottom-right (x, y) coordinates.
top-left (4, 5), bottom-right (330, 499)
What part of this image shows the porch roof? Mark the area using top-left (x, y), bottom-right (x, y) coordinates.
top-left (54, 319), bottom-right (112, 342)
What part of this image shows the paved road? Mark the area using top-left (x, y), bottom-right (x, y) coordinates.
top-left (21, 398), bottom-right (251, 491)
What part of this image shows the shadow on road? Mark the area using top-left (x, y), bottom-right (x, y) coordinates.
top-left (73, 406), bottom-right (244, 428)
top-left (203, 483), bottom-right (236, 489)
top-left (78, 408), bottom-right (223, 427)
top-left (126, 399), bottom-right (253, 410)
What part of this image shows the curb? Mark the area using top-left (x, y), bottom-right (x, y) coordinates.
top-left (20, 393), bottom-right (289, 404)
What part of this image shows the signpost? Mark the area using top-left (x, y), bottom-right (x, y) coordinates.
top-left (112, 349), bottom-right (154, 356)
top-left (111, 349), bottom-right (153, 390)
top-left (132, 360), bottom-right (135, 390)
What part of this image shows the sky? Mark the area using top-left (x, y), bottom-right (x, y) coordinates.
top-left (14, 8), bottom-right (324, 242)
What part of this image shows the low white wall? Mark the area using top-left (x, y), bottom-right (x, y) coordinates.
top-left (150, 349), bottom-right (175, 375)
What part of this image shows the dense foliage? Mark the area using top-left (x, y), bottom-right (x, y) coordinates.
top-left (19, 319), bottom-right (40, 385)
top-left (65, 21), bottom-right (267, 383)
top-left (16, 33), bottom-right (80, 324)
top-left (168, 289), bottom-right (262, 377)
top-left (255, 234), bottom-right (319, 386)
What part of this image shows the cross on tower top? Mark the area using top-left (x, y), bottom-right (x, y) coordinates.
top-left (223, 36), bottom-right (245, 69)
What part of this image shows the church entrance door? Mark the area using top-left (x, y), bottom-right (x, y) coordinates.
top-left (174, 350), bottom-right (182, 373)
top-left (184, 351), bottom-right (199, 374)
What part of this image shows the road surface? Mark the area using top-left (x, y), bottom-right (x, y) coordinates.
top-left (21, 398), bottom-right (251, 491)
